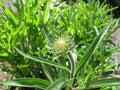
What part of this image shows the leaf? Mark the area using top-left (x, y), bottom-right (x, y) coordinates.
top-left (0, 1), bottom-right (18, 25)
top-left (103, 7), bottom-right (118, 14)
top-left (41, 22), bottom-right (54, 43)
top-left (41, 64), bottom-right (54, 83)
top-left (42, 1), bottom-right (53, 44)
top-left (46, 78), bottom-right (66, 90)
top-left (44, 1), bottom-right (50, 24)
top-left (88, 78), bottom-right (120, 88)
top-left (0, 78), bottom-right (50, 89)
top-left (74, 24), bottom-right (111, 76)
top-left (15, 47), bottom-right (70, 72)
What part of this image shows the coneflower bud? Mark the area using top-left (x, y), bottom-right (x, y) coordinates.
top-left (53, 36), bottom-right (69, 53)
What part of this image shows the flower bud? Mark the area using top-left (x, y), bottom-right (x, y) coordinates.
top-left (53, 36), bottom-right (69, 53)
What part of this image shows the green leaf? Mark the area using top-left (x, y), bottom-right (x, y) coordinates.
top-left (15, 47), bottom-right (70, 72)
top-left (41, 64), bottom-right (54, 83)
top-left (103, 7), bottom-right (118, 14)
top-left (74, 24), bottom-right (111, 76)
top-left (89, 78), bottom-right (120, 88)
top-left (41, 22), bottom-right (54, 43)
top-left (44, 1), bottom-right (50, 24)
top-left (0, 1), bottom-right (18, 25)
top-left (0, 78), bottom-right (50, 89)
top-left (46, 78), bottom-right (66, 90)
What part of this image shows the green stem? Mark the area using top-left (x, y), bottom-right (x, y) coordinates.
top-left (67, 50), bottom-right (75, 78)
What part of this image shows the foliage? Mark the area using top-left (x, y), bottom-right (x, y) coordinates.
top-left (100, 0), bottom-right (120, 18)
top-left (0, 0), bottom-right (120, 90)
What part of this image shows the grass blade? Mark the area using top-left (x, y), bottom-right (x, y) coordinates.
top-left (0, 78), bottom-right (50, 89)
top-left (15, 47), bottom-right (70, 72)
top-left (74, 24), bottom-right (111, 76)
top-left (43, 1), bottom-right (50, 24)
top-left (0, 1), bottom-right (18, 25)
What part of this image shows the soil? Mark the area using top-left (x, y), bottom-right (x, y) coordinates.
top-left (0, 71), bottom-right (9, 90)
top-left (0, 61), bottom-right (10, 90)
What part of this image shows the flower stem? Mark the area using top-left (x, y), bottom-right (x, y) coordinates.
top-left (67, 50), bottom-right (75, 78)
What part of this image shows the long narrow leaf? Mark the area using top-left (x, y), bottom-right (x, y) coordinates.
top-left (46, 78), bottom-right (66, 90)
top-left (89, 78), bottom-right (120, 88)
top-left (0, 78), bottom-right (50, 89)
top-left (0, 1), bottom-right (18, 25)
top-left (15, 47), bottom-right (70, 72)
top-left (43, 1), bottom-right (50, 24)
top-left (41, 22), bottom-right (54, 43)
top-left (41, 64), bottom-right (54, 83)
top-left (74, 24), bottom-right (110, 76)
